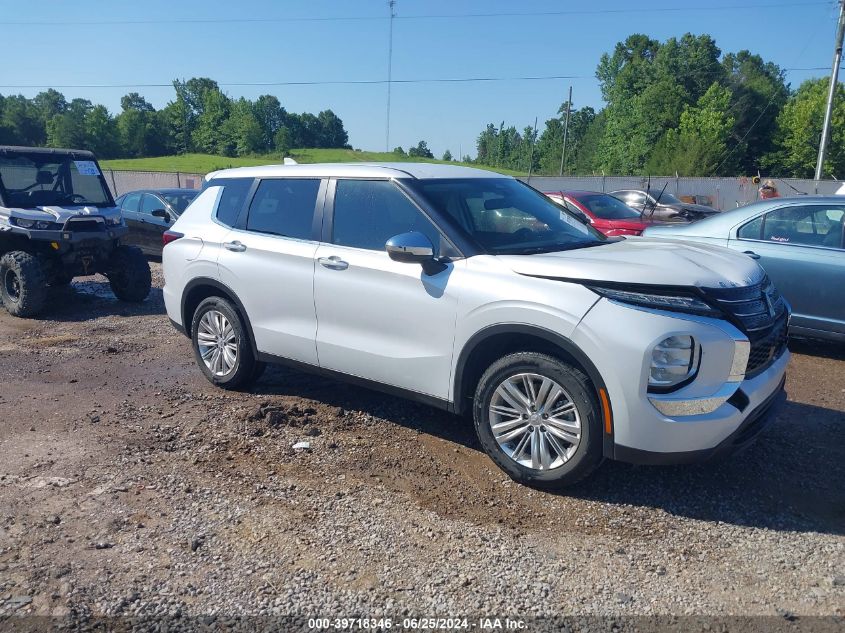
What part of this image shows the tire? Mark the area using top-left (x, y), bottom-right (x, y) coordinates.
top-left (473, 352), bottom-right (604, 489)
top-left (107, 245), bottom-right (151, 302)
top-left (0, 251), bottom-right (48, 317)
top-left (190, 296), bottom-right (260, 390)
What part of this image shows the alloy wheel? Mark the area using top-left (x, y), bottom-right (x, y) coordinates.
top-left (488, 372), bottom-right (581, 471)
top-left (196, 309), bottom-right (238, 377)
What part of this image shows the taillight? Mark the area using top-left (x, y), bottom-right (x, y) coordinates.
top-left (162, 231), bottom-right (184, 247)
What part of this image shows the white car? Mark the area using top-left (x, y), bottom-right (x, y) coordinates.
top-left (162, 163), bottom-right (789, 488)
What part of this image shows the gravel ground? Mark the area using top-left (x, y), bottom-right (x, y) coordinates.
top-left (0, 265), bottom-right (842, 628)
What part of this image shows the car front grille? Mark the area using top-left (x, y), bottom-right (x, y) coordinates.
top-left (64, 218), bottom-right (105, 232)
top-left (701, 277), bottom-right (789, 378)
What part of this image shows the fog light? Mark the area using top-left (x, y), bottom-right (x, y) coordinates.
top-left (649, 335), bottom-right (699, 390)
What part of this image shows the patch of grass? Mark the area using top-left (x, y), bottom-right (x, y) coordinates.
top-left (100, 150), bottom-right (524, 177)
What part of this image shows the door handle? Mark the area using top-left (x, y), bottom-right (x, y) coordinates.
top-left (318, 256), bottom-right (349, 270)
top-left (224, 240), bottom-right (247, 252)
top-left (743, 250), bottom-right (761, 260)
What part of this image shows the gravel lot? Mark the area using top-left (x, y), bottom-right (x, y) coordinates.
top-left (0, 265), bottom-right (842, 628)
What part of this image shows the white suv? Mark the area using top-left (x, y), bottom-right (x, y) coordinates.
top-left (162, 163), bottom-right (789, 488)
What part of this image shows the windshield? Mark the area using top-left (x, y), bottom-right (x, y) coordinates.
top-left (651, 190), bottom-right (682, 205)
top-left (0, 151), bottom-right (113, 208)
top-left (407, 178), bottom-right (606, 255)
top-left (163, 192), bottom-right (197, 214)
top-left (571, 193), bottom-right (641, 220)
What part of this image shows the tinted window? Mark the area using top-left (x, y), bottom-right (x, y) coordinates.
top-left (122, 192), bottom-right (141, 213)
top-left (140, 194), bottom-right (163, 215)
top-left (761, 205), bottom-right (845, 248)
top-left (332, 180), bottom-right (441, 251)
top-left (214, 179), bottom-right (253, 227)
top-left (246, 179), bottom-right (320, 239)
top-left (738, 215), bottom-right (763, 240)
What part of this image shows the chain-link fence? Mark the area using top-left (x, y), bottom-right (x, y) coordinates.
top-left (102, 169), bottom-right (841, 210)
top-left (523, 176), bottom-right (841, 210)
top-left (102, 170), bottom-right (204, 197)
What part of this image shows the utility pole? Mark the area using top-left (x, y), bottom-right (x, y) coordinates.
top-left (559, 85), bottom-right (572, 177)
top-left (527, 116), bottom-right (538, 182)
top-left (815, 0), bottom-right (845, 181)
top-left (385, 0), bottom-right (396, 151)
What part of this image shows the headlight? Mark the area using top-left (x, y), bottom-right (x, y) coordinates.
top-left (10, 218), bottom-right (62, 230)
top-left (649, 335), bottom-right (700, 391)
top-left (586, 285), bottom-right (721, 317)
top-left (106, 216), bottom-right (123, 226)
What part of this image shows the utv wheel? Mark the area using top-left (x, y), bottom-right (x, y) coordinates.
top-left (107, 245), bottom-right (151, 302)
top-left (473, 352), bottom-right (604, 489)
top-left (191, 297), bottom-right (260, 390)
top-left (0, 251), bottom-right (48, 317)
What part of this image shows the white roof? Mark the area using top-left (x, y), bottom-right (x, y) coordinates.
top-left (205, 162), bottom-right (507, 182)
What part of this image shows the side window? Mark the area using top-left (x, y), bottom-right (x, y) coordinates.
top-left (246, 179), bottom-right (320, 239)
top-left (737, 215), bottom-right (763, 240)
top-left (332, 179), bottom-right (441, 251)
top-left (140, 194), bottom-right (162, 215)
top-left (122, 192), bottom-right (141, 213)
top-left (214, 179), bottom-right (253, 227)
top-left (761, 206), bottom-right (824, 247)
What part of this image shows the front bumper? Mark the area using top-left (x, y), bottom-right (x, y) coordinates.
top-left (571, 297), bottom-right (790, 462)
top-left (614, 375), bottom-right (787, 465)
top-left (0, 223), bottom-right (127, 244)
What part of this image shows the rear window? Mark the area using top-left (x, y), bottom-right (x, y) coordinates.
top-left (213, 179), bottom-right (253, 227)
top-left (246, 179), bottom-right (320, 239)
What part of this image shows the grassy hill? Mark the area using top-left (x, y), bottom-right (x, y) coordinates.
top-left (100, 149), bottom-right (524, 176)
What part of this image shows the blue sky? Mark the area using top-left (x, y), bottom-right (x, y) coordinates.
top-left (0, 0), bottom-right (839, 157)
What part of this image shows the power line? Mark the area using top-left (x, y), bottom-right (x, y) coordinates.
top-left (0, 75), bottom-right (591, 90)
top-left (0, 67), bottom-right (828, 91)
top-left (3, 1), bottom-right (832, 26)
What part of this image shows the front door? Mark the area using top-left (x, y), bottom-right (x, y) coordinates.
top-left (313, 178), bottom-right (460, 399)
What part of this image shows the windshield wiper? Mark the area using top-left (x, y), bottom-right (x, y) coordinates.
top-left (499, 241), bottom-right (608, 255)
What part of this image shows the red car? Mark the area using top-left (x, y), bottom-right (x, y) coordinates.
top-left (544, 190), bottom-right (661, 237)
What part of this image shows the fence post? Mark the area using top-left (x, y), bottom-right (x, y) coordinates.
top-left (176, 171), bottom-right (182, 188)
top-left (109, 169), bottom-right (118, 196)
top-left (601, 171), bottom-right (606, 192)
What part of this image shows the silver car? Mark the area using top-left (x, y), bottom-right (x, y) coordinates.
top-left (644, 196), bottom-right (845, 342)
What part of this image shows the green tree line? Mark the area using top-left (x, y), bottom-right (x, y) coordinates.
top-left (0, 77), bottom-right (349, 159)
top-left (473, 33), bottom-right (845, 179)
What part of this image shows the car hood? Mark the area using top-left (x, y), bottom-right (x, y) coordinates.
top-left (0, 205), bottom-right (120, 222)
top-left (497, 237), bottom-right (763, 288)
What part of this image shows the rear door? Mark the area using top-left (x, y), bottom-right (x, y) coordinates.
top-left (730, 203), bottom-right (845, 336)
top-left (120, 192), bottom-right (143, 249)
top-left (216, 178), bottom-right (324, 364)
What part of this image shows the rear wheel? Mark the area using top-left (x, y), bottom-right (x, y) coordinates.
top-left (473, 352), bottom-right (604, 489)
top-left (191, 297), bottom-right (260, 390)
top-left (0, 251), bottom-right (47, 317)
top-left (107, 245), bottom-right (151, 302)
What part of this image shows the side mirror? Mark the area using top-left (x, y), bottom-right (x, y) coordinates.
top-left (151, 208), bottom-right (171, 222)
top-left (386, 231), bottom-right (435, 264)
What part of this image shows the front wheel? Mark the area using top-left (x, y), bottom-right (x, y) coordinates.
top-left (191, 297), bottom-right (260, 390)
top-left (473, 352), bottom-right (604, 489)
top-left (0, 251), bottom-right (47, 317)
top-left (107, 245), bottom-right (151, 302)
